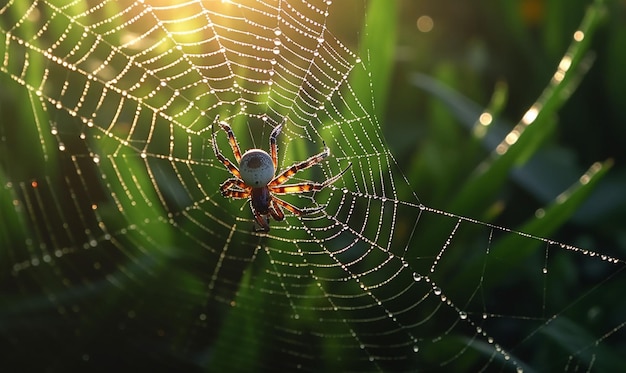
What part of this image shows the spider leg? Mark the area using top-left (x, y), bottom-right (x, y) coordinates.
top-left (272, 196), bottom-right (305, 216)
top-left (268, 144), bottom-right (330, 187)
top-left (220, 178), bottom-right (250, 198)
top-left (223, 190), bottom-right (250, 199)
top-left (217, 118), bottom-right (242, 162)
top-left (277, 197), bottom-right (326, 216)
top-left (250, 201), bottom-right (270, 232)
top-left (269, 123), bottom-right (283, 170)
top-left (212, 116), bottom-right (242, 178)
top-left (269, 198), bottom-right (285, 221)
top-left (270, 162), bottom-right (352, 194)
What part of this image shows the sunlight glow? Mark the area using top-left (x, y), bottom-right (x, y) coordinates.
top-left (474, 112), bottom-right (493, 138)
top-left (574, 30), bottom-right (585, 42)
top-left (552, 55), bottom-right (572, 83)
top-left (580, 162), bottom-right (603, 185)
top-left (579, 173), bottom-right (591, 185)
top-left (553, 70), bottom-right (565, 83)
top-left (505, 130), bottom-right (520, 145)
top-left (417, 15), bottom-right (434, 32)
top-left (496, 104), bottom-right (540, 154)
top-left (521, 105), bottom-right (540, 125)
top-left (479, 112), bottom-right (492, 126)
top-left (559, 55), bottom-right (572, 71)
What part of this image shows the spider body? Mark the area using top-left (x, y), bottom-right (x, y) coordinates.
top-left (212, 117), bottom-right (350, 232)
top-left (239, 149), bottom-right (275, 187)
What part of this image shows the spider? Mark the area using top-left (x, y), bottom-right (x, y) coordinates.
top-left (211, 117), bottom-right (351, 232)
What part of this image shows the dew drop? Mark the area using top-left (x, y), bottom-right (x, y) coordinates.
top-left (412, 272), bottom-right (422, 282)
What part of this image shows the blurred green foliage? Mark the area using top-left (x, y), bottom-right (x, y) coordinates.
top-left (365, 0), bottom-right (626, 369)
top-left (385, 0), bottom-right (626, 250)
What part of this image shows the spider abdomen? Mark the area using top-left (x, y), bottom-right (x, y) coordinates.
top-left (240, 149), bottom-right (275, 187)
top-left (250, 186), bottom-right (272, 215)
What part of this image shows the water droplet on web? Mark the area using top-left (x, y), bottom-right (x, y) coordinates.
top-left (433, 287), bottom-right (442, 295)
top-left (412, 272), bottom-right (422, 282)
top-left (459, 311), bottom-right (468, 320)
top-left (412, 345), bottom-right (419, 352)
top-left (273, 47), bottom-right (280, 55)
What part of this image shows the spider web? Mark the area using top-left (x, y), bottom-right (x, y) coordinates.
top-left (1, 0), bottom-right (625, 371)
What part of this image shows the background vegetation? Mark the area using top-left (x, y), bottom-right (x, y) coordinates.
top-left (364, 0), bottom-right (626, 369)
top-left (386, 0), bottom-right (626, 236)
